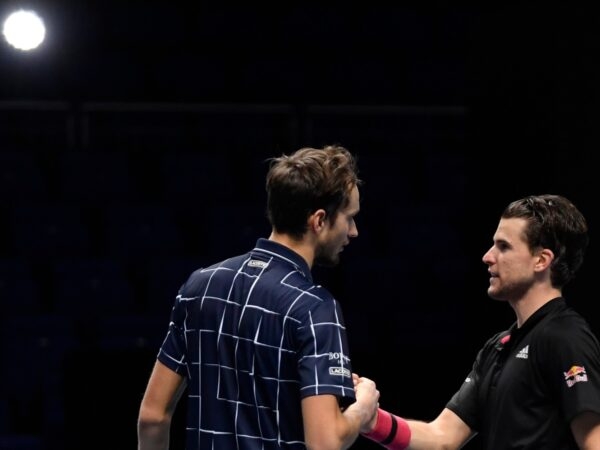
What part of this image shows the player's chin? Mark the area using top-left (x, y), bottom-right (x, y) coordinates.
top-left (326, 255), bottom-right (340, 267)
top-left (487, 286), bottom-right (505, 301)
top-left (330, 252), bottom-right (342, 266)
top-left (315, 253), bottom-right (339, 268)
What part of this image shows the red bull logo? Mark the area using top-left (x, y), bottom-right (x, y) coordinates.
top-left (563, 365), bottom-right (587, 388)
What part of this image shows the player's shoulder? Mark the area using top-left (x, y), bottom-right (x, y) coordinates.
top-left (538, 307), bottom-right (593, 341)
top-left (179, 253), bottom-right (250, 293)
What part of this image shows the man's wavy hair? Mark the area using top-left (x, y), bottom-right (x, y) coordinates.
top-left (266, 145), bottom-right (362, 239)
top-left (502, 194), bottom-right (589, 288)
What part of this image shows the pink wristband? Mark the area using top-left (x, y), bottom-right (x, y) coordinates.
top-left (362, 408), bottom-right (411, 450)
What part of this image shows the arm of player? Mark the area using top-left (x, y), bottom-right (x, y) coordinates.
top-left (571, 411), bottom-right (600, 450)
top-left (302, 376), bottom-right (380, 450)
top-left (138, 360), bottom-right (187, 450)
top-left (362, 407), bottom-right (473, 450)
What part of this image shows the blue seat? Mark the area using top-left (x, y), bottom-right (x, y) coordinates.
top-left (386, 202), bottom-right (461, 259)
top-left (102, 203), bottom-right (185, 261)
top-left (423, 152), bottom-right (468, 205)
top-left (201, 201), bottom-right (270, 261)
top-left (51, 257), bottom-right (137, 316)
top-left (10, 203), bottom-right (92, 260)
top-left (158, 151), bottom-right (237, 204)
top-left (0, 258), bottom-right (43, 315)
top-left (0, 315), bottom-right (79, 444)
top-left (95, 314), bottom-right (166, 351)
top-left (54, 150), bottom-right (138, 203)
top-left (0, 435), bottom-right (43, 450)
top-left (0, 151), bottom-right (49, 206)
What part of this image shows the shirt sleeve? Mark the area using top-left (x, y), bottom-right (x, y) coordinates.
top-left (445, 331), bottom-right (508, 431)
top-left (295, 296), bottom-right (356, 407)
top-left (446, 353), bottom-right (482, 431)
top-left (157, 294), bottom-right (188, 376)
top-left (535, 315), bottom-right (600, 422)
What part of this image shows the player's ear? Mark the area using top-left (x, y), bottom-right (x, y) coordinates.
top-left (534, 248), bottom-right (554, 272)
top-left (309, 209), bottom-right (327, 232)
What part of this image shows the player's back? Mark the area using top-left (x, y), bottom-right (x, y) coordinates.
top-left (170, 240), bottom-right (337, 449)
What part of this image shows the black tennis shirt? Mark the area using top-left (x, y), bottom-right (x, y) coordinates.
top-left (447, 297), bottom-right (600, 449)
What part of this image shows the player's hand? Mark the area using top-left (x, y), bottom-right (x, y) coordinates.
top-left (353, 373), bottom-right (379, 431)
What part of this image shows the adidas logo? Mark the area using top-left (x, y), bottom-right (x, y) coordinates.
top-left (516, 345), bottom-right (529, 359)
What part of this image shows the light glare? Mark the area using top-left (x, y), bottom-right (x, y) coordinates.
top-left (3, 9), bottom-right (46, 51)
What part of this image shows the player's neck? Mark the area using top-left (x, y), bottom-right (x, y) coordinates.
top-left (510, 285), bottom-right (562, 327)
top-left (268, 231), bottom-right (315, 269)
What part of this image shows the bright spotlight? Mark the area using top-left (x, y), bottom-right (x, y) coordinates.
top-left (3, 9), bottom-right (46, 51)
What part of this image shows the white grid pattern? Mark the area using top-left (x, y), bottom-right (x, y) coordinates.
top-left (157, 239), bottom-right (355, 449)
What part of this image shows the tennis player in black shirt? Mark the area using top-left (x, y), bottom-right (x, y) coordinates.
top-left (359, 194), bottom-right (600, 449)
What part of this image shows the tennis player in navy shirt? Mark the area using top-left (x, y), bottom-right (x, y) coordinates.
top-left (360, 194), bottom-right (600, 449)
top-left (138, 145), bottom-right (379, 450)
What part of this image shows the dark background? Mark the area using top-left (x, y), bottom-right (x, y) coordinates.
top-left (0, 3), bottom-right (598, 449)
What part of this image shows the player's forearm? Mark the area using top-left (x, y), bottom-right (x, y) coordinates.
top-left (338, 404), bottom-right (369, 448)
top-left (361, 408), bottom-right (412, 449)
top-left (137, 418), bottom-right (171, 450)
top-left (362, 408), bottom-right (465, 450)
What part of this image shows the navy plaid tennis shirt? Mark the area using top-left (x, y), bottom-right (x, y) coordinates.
top-left (158, 238), bottom-right (356, 449)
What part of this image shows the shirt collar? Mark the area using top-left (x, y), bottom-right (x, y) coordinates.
top-left (251, 238), bottom-right (312, 282)
top-left (500, 297), bottom-right (566, 350)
